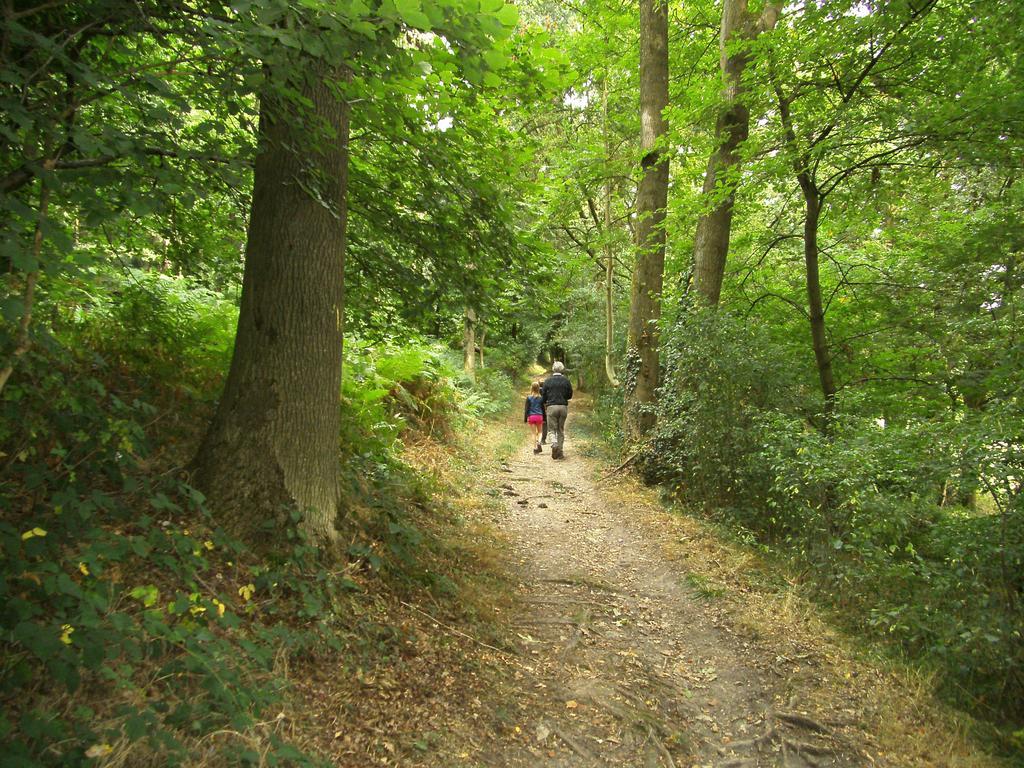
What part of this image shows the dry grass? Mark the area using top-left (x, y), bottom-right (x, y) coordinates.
top-left (262, 417), bottom-right (526, 767)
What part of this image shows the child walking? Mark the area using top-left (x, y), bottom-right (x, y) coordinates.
top-left (524, 382), bottom-right (545, 454)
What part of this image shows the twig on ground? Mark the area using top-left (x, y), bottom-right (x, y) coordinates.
top-left (597, 451), bottom-right (640, 481)
top-left (785, 738), bottom-right (834, 757)
top-left (399, 600), bottom-right (516, 659)
top-left (514, 618), bottom-right (583, 626)
top-left (538, 577), bottom-right (625, 593)
top-left (524, 596), bottom-right (615, 606)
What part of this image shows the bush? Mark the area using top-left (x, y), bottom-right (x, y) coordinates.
top-left (342, 338), bottom-right (512, 457)
top-left (647, 309), bottom-right (1024, 727)
top-left (646, 309), bottom-right (804, 516)
top-left (50, 268), bottom-right (238, 394)
top-left (1, 271), bottom-right (521, 765)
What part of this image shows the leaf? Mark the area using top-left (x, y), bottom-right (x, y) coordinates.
top-left (495, 3), bottom-right (518, 28)
top-left (483, 49), bottom-right (510, 71)
top-left (10, 249), bottom-right (38, 273)
top-left (1, 295), bottom-right (24, 322)
top-left (85, 744), bottom-right (113, 759)
top-left (21, 527), bottom-right (46, 540)
top-left (394, 0), bottom-right (431, 29)
top-left (130, 584), bottom-right (160, 608)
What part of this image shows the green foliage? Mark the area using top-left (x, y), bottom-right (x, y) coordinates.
top-left (50, 269), bottom-right (239, 393)
top-left (341, 338), bottom-right (512, 459)
top-left (649, 310), bottom-right (1024, 729)
top-left (647, 310), bottom-right (804, 512)
top-left (2, 0), bottom-right (1021, 755)
top-left (0, 342), bottom-right (338, 766)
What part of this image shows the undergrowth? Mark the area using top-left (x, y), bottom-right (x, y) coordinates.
top-left (637, 309), bottom-right (1024, 755)
top-left (0, 269), bottom-right (515, 766)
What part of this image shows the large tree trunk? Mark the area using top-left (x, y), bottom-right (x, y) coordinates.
top-left (693, 1), bottom-right (780, 306)
top-left (192, 70), bottom-right (349, 545)
top-left (624, 0), bottom-right (669, 439)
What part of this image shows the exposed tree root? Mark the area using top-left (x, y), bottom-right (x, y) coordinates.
top-left (717, 706), bottom-right (836, 767)
top-left (551, 724), bottom-right (595, 763)
top-left (785, 738), bottom-right (835, 757)
top-left (719, 725), bottom-right (777, 754)
top-left (776, 710), bottom-right (830, 733)
top-left (647, 725), bottom-right (677, 768)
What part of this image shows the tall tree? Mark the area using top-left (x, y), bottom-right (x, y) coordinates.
top-left (624, 0), bottom-right (669, 438)
top-left (602, 75), bottom-right (621, 387)
top-left (692, 0), bottom-right (779, 306)
top-left (190, 1), bottom-right (522, 544)
top-left (463, 306), bottom-right (477, 380)
top-left (193, 65), bottom-right (350, 544)
top-left (764, 0), bottom-right (938, 422)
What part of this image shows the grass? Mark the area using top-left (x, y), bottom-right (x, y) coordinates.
top-left (683, 572), bottom-right (728, 601)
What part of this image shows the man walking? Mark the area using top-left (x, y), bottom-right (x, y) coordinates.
top-left (541, 361), bottom-right (573, 460)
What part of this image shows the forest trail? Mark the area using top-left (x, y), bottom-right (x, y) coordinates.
top-left (453, 403), bottom-right (872, 768)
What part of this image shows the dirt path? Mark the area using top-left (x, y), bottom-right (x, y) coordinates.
top-left (461, 411), bottom-right (865, 768)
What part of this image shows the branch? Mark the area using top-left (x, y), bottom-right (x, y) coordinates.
top-left (0, 175), bottom-right (50, 397)
top-left (1, 147), bottom-right (247, 194)
top-left (818, 137), bottom-right (927, 196)
top-left (558, 225), bottom-right (599, 265)
top-left (743, 292), bottom-right (809, 319)
top-left (809, 0), bottom-right (938, 150)
top-left (840, 374), bottom-right (937, 390)
top-left (11, 0), bottom-right (72, 21)
top-left (586, 196), bottom-right (601, 229)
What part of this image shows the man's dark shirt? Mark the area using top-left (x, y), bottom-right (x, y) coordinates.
top-left (541, 373), bottom-right (573, 406)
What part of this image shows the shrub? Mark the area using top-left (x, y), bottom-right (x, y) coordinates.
top-left (646, 309), bottom-right (1024, 727)
top-left (646, 309), bottom-right (804, 516)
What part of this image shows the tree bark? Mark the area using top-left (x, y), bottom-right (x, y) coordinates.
top-left (776, 87), bottom-right (835, 424)
top-left (0, 174), bottom-right (49, 397)
top-left (800, 181), bottom-right (836, 419)
top-left (693, 1), bottom-right (780, 306)
top-left (624, 0), bottom-right (669, 439)
top-left (603, 75), bottom-right (620, 388)
top-left (192, 69), bottom-right (349, 545)
top-left (463, 306), bottom-right (476, 380)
